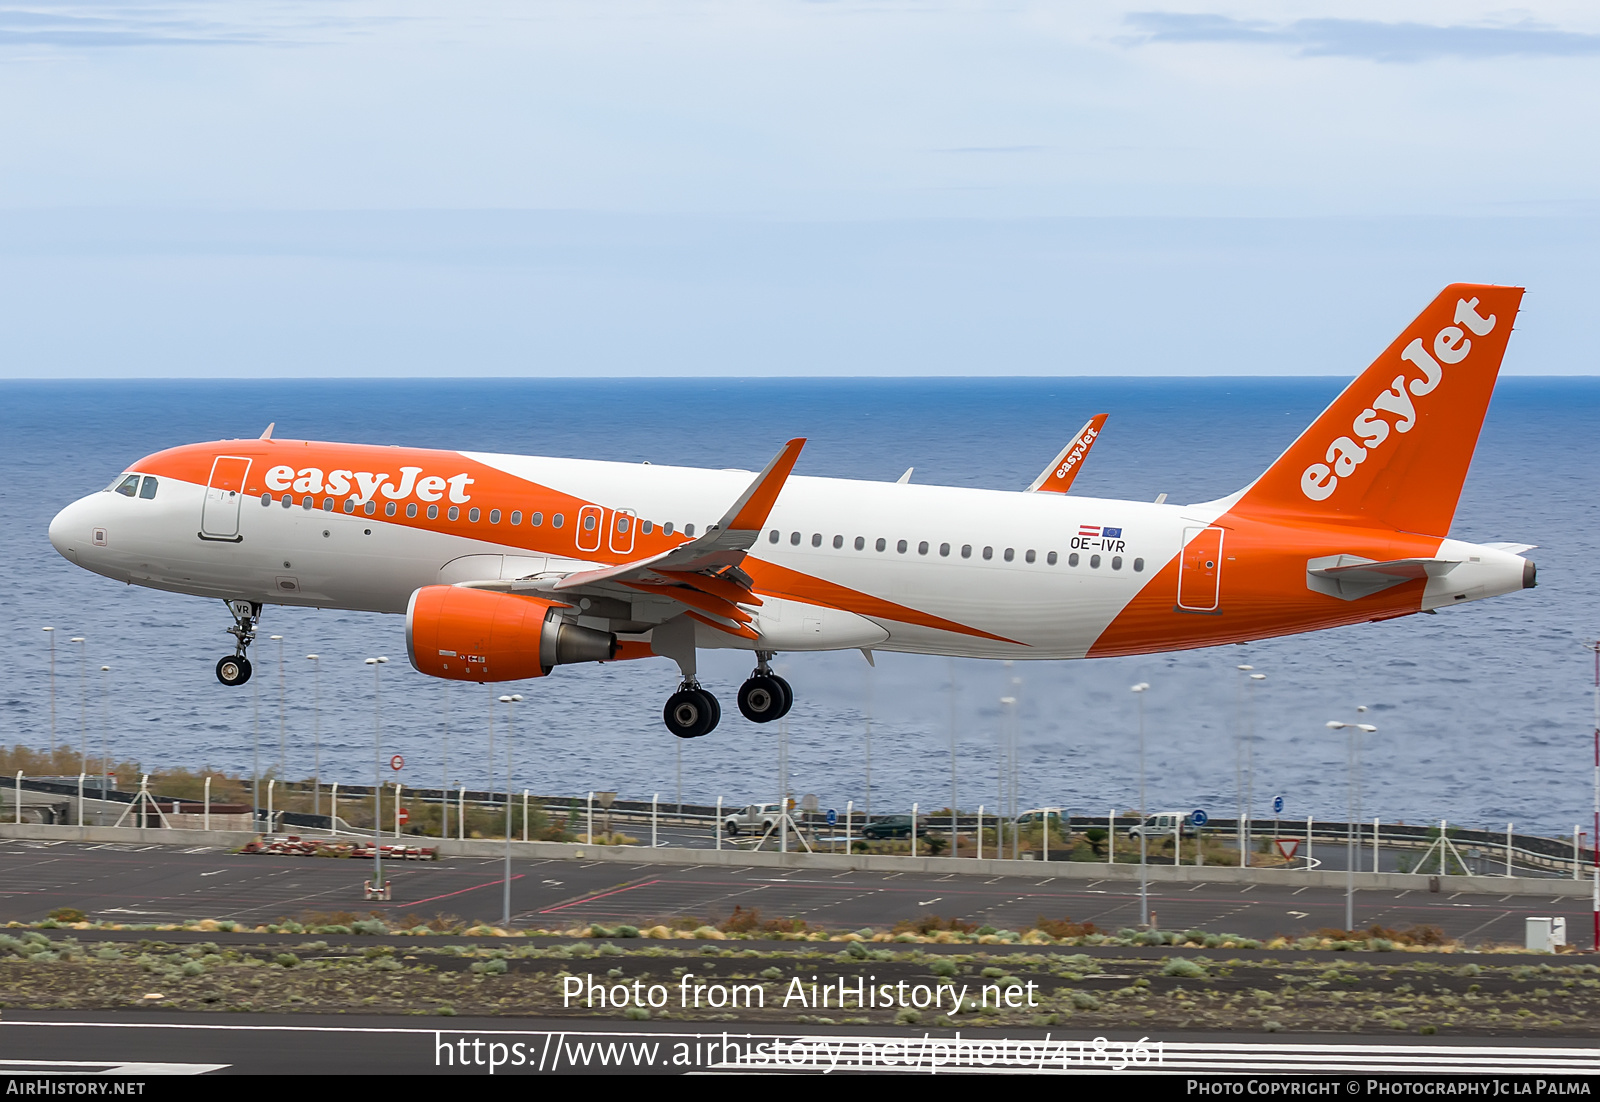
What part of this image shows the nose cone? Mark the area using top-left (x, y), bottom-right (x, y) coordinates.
top-left (49, 495), bottom-right (94, 565)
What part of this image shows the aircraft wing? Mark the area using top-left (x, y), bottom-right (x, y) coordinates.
top-left (464, 439), bottom-right (806, 640)
top-left (1026, 414), bottom-right (1107, 493)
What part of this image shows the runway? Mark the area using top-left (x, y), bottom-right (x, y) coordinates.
top-left (0, 837), bottom-right (1586, 942)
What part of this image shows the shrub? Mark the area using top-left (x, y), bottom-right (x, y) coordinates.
top-left (720, 907), bottom-right (762, 934)
top-left (1161, 957), bottom-right (1207, 978)
top-left (47, 908), bottom-right (86, 924)
top-left (892, 914), bottom-right (977, 936)
top-left (1031, 916), bottom-right (1098, 939)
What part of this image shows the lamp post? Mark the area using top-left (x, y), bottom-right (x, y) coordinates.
top-left (42, 627), bottom-right (55, 757)
top-left (441, 681), bottom-right (450, 841)
top-left (1586, 641), bottom-right (1600, 952)
top-left (271, 635), bottom-right (285, 781)
top-left (498, 694), bottom-right (523, 927)
top-left (999, 696), bottom-right (1016, 860)
top-left (366, 656), bottom-right (389, 896)
top-left (98, 666), bottom-right (111, 816)
top-left (1327, 719), bottom-right (1378, 932)
top-left (305, 655), bottom-right (321, 818)
top-left (1235, 666), bottom-right (1267, 866)
top-left (1132, 682), bottom-right (1150, 926)
top-left (71, 637), bottom-right (85, 773)
top-left (948, 658), bottom-right (959, 858)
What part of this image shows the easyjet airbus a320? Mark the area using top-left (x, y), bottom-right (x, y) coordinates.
top-left (50, 285), bottom-right (1536, 738)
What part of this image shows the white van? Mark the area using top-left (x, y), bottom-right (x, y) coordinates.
top-left (1126, 812), bottom-right (1198, 840)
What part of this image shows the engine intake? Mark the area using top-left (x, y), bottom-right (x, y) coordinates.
top-left (405, 585), bottom-right (618, 683)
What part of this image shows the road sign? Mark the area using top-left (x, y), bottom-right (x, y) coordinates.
top-left (1275, 837), bottom-right (1300, 860)
top-left (1273, 795), bottom-right (1285, 815)
top-left (397, 808), bottom-right (410, 826)
top-left (389, 754), bottom-right (404, 771)
top-left (826, 809), bottom-right (837, 825)
top-left (1191, 809), bottom-right (1208, 827)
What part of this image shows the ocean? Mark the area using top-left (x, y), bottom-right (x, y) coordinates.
top-left (1, 377), bottom-right (1595, 835)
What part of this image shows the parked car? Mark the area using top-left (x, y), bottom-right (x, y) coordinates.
top-left (861, 814), bottom-right (928, 840)
top-left (722, 803), bottom-right (783, 836)
top-left (1126, 812), bottom-right (1198, 840)
top-left (1014, 809), bottom-right (1066, 827)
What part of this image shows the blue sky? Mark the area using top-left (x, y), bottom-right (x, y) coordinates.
top-left (0, 1), bottom-right (1596, 376)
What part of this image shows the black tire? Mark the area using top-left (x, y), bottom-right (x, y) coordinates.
top-left (703, 688), bottom-right (721, 733)
top-left (663, 688), bottom-right (718, 739)
top-left (737, 675), bottom-right (786, 724)
top-left (216, 655), bottom-right (252, 687)
top-left (723, 822), bottom-right (739, 836)
top-left (772, 674), bottom-right (794, 718)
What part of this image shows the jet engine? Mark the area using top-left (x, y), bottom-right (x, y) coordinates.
top-left (405, 585), bottom-right (618, 682)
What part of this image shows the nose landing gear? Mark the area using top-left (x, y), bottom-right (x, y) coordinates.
top-left (215, 599), bottom-right (261, 687)
top-left (737, 653), bottom-right (793, 724)
top-left (663, 681), bottom-right (721, 739)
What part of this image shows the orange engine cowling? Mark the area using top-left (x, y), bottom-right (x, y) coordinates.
top-left (405, 585), bottom-right (619, 683)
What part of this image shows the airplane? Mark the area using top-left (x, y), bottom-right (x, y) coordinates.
top-left (49, 283), bottom-right (1536, 739)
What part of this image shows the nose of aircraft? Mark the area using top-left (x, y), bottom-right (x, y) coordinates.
top-left (49, 495), bottom-right (94, 564)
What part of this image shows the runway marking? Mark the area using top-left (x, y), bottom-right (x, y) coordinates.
top-left (539, 880), bottom-right (661, 914)
top-left (1187, 883), bottom-right (1206, 891)
top-left (916, 898), bottom-right (943, 907)
top-left (0, 1058), bottom-right (229, 1075)
top-left (1291, 887), bottom-right (1309, 896)
top-left (200, 870), bottom-right (226, 877)
top-left (1238, 885), bottom-right (1255, 893)
top-left (405, 874), bottom-right (526, 908)
top-left (1287, 911), bottom-right (1309, 919)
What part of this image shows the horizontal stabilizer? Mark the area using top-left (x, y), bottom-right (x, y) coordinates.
top-left (1306, 554), bottom-right (1460, 601)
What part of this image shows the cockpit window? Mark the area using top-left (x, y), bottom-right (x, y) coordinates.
top-left (113, 474), bottom-right (140, 498)
top-left (139, 476), bottom-right (158, 500)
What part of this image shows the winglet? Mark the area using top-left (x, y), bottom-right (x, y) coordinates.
top-left (720, 438), bottom-right (806, 534)
top-left (259, 422), bottom-right (275, 441)
top-left (1027, 414), bottom-right (1107, 493)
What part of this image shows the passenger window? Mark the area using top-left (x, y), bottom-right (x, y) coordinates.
top-left (1134, 557), bottom-right (1145, 572)
top-left (510, 510), bottom-right (521, 525)
top-left (769, 530), bottom-right (780, 544)
top-left (982, 546), bottom-right (993, 561)
top-left (469, 508), bottom-right (481, 522)
top-left (302, 496), bottom-right (314, 510)
top-left (344, 499), bottom-right (356, 514)
top-left (490, 509), bottom-right (502, 524)
top-left (875, 538), bottom-right (886, 552)
top-left (582, 513), bottom-right (595, 531)
top-left (1068, 552), bottom-right (1079, 566)
top-left (427, 505), bottom-right (438, 520)
top-left (532, 512), bottom-right (544, 526)
top-left (833, 535), bottom-right (843, 549)
top-left (896, 539), bottom-right (907, 553)
top-left (139, 477), bottom-right (158, 500)
top-left (939, 543), bottom-right (950, 557)
top-left (262, 493), bottom-right (272, 506)
top-left (918, 541), bottom-right (929, 555)
top-left (281, 494), bottom-right (293, 508)
top-left (448, 506), bottom-right (460, 521)
top-left (684, 523), bottom-right (694, 536)
top-left (1047, 551), bottom-right (1058, 565)
top-left (854, 536), bottom-right (865, 550)
top-left (1003, 548), bottom-right (1014, 562)
top-left (790, 531), bottom-right (801, 546)
top-left (1112, 555), bottom-right (1123, 570)
top-left (115, 475), bottom-right (140, 497)
top-left (322, 498), bottom-right (333, 511)
top-left (811, 533), bottom-right (821, 547)
top-left (641, 520), bottom-right (652, 534)
top-left (961, 544), bottom-right (972, 559)
top-left (662, 521), bottom-right (673, 534)
top-left (407, 503), bottom-right (418, 518)
top-left (363, 501), bottom-right (376, 515)
top-left (1090, 554), bottom-right (1101, 568)
top-left (385, 502), bottom-right (397, 516)
top-left (1025, 549), bottom-right (1036, 563)
top-left (554, 514), bottom-right (565, 528)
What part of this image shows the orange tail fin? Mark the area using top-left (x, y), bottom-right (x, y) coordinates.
top-left (1234, 283), bottom-right (1523, 536)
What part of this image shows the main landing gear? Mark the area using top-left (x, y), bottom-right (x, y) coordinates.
top-left (737, 653), bottom-right (792, 724)
top-left (664, 681), bottom-right (721, 739)
top-left (215, 599), bottom-right (260, 687)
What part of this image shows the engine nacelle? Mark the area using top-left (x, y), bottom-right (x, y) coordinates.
top-left (405, 585), bottom-right (619, 683)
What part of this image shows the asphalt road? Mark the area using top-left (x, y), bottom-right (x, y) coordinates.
top-left (0, 838), bottom-right (1588, 943)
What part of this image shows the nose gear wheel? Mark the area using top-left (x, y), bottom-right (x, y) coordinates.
top-left (216, 599), bottom-right (262, 687)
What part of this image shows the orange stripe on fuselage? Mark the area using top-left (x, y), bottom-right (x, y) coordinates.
top-left (132, 439), bottom-right (687, 566)
top-left (1087, 512), bottom-right (1441, 657)
top-left (744, 559), bottom-right (1024, 645)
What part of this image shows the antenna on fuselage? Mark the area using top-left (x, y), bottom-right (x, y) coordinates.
top-left (259, 423), bottom-right (275, 441)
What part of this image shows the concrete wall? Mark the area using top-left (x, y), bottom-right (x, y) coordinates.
top-left (2, 822), bottom-right (1592, 900)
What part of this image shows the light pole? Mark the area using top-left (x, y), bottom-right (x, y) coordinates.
top-left (1587, 641), bottom-right (1600, 952)
top-left (42, 627), bottom-right (55, 758)
top-left (862, 664), bottom-right (873, 820)
top-left (1235, 666), bottom-right (1266, 866)
top-left (1132, 682), bottom-right (1150, 926)
top-left (1327, 719), bottom-right (1378, 932)
top-left (441, 681), bottom-right (450, 841)
top-left (999, 696), bottom-right (1015, 859)
top-left (948, 658), bottom-right (959, 857)
top-left (98, 666), bottom-right (111, 818)
top-left (366, 656), bottom-right (389, 896)
top-left (71, 637), bottom-right (85, 772)
top-left (498, 694), bottom-right (523, 926)
top-left (306, 655), bottom-right (321, 818)
top-left (271, 635), bottom-right (285, 781)
top-left (251, 662), bottom-right (261, 827)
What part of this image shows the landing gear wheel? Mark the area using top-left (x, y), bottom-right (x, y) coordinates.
top-left (771, 674), bottom-right (793, 718)
top-left (663, 687), bottom-right (720, 739)
top-left (216, 655), bottom-right (253, 687)
top-left (738, 675), bottom-right (787, 724)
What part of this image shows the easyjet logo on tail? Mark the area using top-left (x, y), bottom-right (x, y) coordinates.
top-left (1054, 425), bottom-right (1099, 481)
top-left (1300, 297), bottom-right (1497, 503)
top-left (263, 464), bottom-right (475, 506)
